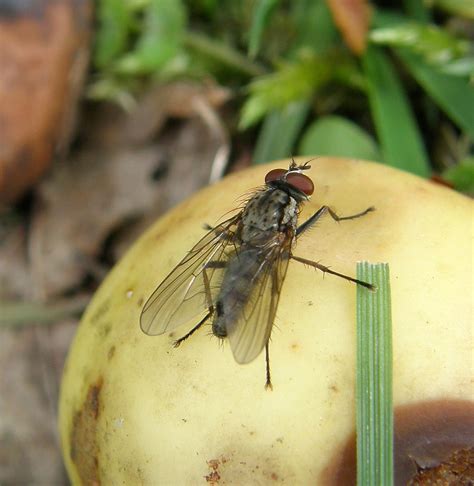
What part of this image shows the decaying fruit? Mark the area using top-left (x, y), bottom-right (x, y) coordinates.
top-left (59, 158), bottom-right (473, 485)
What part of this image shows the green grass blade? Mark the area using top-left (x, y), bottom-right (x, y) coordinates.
top-left (433, 0), bottom-right (474, 18)
top-left (0, 297), bottom-right (89, 327)
top-left (396, 48), bottom-right (474, 140)
top-left (253, 101), bottom-right (310, 164)
top-left (362, 45), bottom-right (430, 176)
top-left (356, 262), bottom-right (393, 486)
top-left (290, 0), bottom-right (338, 54)
top-left (184, 31), bottom-right (265, 78)
top-left (402, 0), bottom-right (431, 22)
top-left (248, 0), bottom-right (280, 59)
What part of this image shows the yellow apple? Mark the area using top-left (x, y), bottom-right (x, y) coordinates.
top-left (59, 158), bottom-right (473, 484)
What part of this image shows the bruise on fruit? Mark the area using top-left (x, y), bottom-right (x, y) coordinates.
top-left (394, 400), bottom-right (474, 484)
top-left (107, 346), bottom-right (116, 360)
top-left (70, 378), bottom-right (103, 486)
top-left (205, 458), bottom-right (222, 484)
top-left (320, 399), bottom-right (474, 486)
top-left (89, 298), bottom-right (111, 326)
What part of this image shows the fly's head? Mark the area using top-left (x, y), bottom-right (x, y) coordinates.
top-left (264, 159), bottom-right (314, 203)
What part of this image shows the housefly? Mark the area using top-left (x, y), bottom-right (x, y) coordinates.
top-left (140, 160), bottom-right (375, 388)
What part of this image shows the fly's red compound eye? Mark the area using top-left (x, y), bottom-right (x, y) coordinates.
top-left (264, 168), bottom-right (287, 184)
top-left (286, 172), bottom-right (314, 195)
top-left (265, 167), bottom-right (314, 195)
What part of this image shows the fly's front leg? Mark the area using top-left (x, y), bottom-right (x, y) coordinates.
top-left (173, 260), bottom-right (227, 347)
top-left (297, 205), bottom-right (375, 237)
top-left (291, 255), bottom-right (376, 290)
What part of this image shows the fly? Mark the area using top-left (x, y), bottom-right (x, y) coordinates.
top-left (140, 160), bottom-right (375, 389)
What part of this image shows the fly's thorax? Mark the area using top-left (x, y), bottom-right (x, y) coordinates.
top-left (240, 188), bottom-right (299, 243)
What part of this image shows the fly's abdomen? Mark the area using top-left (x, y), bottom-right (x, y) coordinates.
top-left (212, 248), bottom-right (263, 338)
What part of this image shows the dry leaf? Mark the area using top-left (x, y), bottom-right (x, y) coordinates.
top-left (326, 0), bottom-right (372, 55)
top-left (0, 322), bottom-right (75, 485)
top-left (0, 221), bottom-right (31, 300)
top-left (29, 146), bottom-right (165, 299)
top-left (126, 81), bottom-right (231, 144)
top-left (0, 0), bottom-right (92, 205)
top-left (110, 116), bottom-right (224, 260)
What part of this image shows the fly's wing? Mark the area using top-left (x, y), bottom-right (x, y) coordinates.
top-left (226, 238), bottom-right (291, 364)
top-left (140, 215), bottom-right (240, 336)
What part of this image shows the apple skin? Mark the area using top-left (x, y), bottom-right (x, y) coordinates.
top-left (59, 158), bottom-right (473, 485)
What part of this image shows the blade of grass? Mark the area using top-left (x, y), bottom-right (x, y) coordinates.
top-left (373, 11), bottom-right (474, 139)
top-left (252, 101), bottom-right (310, 164)
top-left (248, 0), bottom-right (280, 59)
top-left (396, 48), bottom-right (474, 140)
top-left (0, 296), bottom-right (89, 327)
top-left (184, 31), bottom-right (265, 78)
top-left (356, 262), bottom-right (393, 486)
top-left (290, 0), bottom-right (338, 55)
top-left (362, 45), bottom-right (430, 176)
top-left (433, 0), bottom-right (474, 18)
top-left (402, 0), bottom-right (431, 22)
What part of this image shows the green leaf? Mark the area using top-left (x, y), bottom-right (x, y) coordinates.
top-left (94, 0), bottom-right (133, 68)
top-left (248, 0), bottom-right (280, 59)
top-left (356, 262), bottom-right (393, 486)
top-left (115, 0), bottom-right (187, 74)
top-left (443, 157), bottom-right (474, 193)
top-left (290, 0), bottom-right (338, 54)
top-left (439, 56), bottom-right (474, 77)
top-left (298, 116), bottom-right (381, 161)
top-left (432, 0), bottom-right (474, 18)
top-left (362, 45), bottom-right (430, 176)
top-left (396, 48), bottom-right (474, 139)
top-left (253, 101), bottom-right (310, 164)
top-left (402, 0), bottom-right (431, 22)
top-left (240, 51), bottom-right (333, 129)
top-left (370, 22), bottom-right (469, 66)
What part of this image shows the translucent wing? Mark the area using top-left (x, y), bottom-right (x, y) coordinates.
top-left (227, 238), bottom-right (291, 364)
top-left (140, 215), bottom-right (240, 336)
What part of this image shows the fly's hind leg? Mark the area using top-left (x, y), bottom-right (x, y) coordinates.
top-left (173, 311), bottom-right (213, 347)
top-left (264, 343), bottom-right (273, 391)
top-left (173, 260), bottom-right (227, 347)
top-left (296, 205), bottom-right (375, 237)
top-left (291, 255), bottom-right (375, 290)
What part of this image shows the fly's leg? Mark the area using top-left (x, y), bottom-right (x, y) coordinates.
top-left (264, 343), bottom-right (273, 391)
top-left (296, 205), bottom-right (375, 237)
top-left (291, 255), bottom-right (375, 290)
top-left (173, 311), bottom-right (213, 347)
top-left (173, 261), bottom-right (227, 347)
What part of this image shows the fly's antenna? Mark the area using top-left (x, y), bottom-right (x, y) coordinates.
top-left (285, 157), bottom-right (315, 180)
